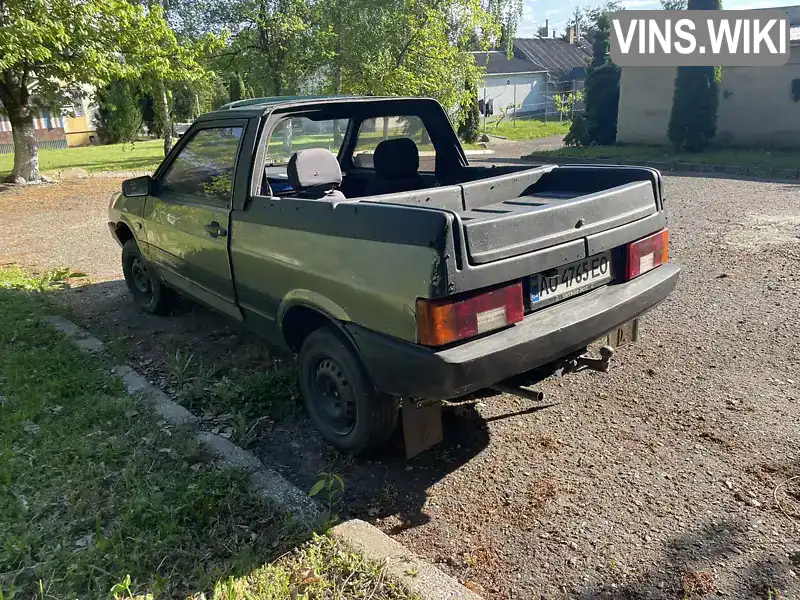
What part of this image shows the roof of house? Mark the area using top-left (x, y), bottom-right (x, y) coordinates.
top-left (512, 38), bottom-right (591, 80)
top-left (471, 51), bottom-right (546, 75)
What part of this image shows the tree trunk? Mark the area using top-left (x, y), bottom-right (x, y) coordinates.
top-left (7, 108), bottom-right (40, 183)
top-left (157, 81), bottom-right (173, 156)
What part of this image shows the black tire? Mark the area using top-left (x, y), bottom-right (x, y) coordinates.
top-left (298, 327), bottom-right (399, 455)
top-left (121, 239), bottom-right (172, 315)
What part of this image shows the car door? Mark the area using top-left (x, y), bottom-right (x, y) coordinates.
top-left (142, 121), bottom-right (246, 320)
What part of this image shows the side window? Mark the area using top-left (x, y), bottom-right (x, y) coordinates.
top-left (351, 116), bottom-right (434, 170)
top-left (161, 126), bottom-right (243, 207)
top-left (265, 117), bottom-right (348, 165)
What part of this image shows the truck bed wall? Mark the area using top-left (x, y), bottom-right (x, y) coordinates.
top-left (231, 196), bottom-right (458, 343)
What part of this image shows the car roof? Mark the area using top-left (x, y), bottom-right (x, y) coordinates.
top-left (196, 95), bottom-right (438, 121)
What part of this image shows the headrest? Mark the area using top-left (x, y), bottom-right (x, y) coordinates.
top-left (287, 148), bottom-right (342, 190)
top-left (373, 138), bottom-right (420, 179)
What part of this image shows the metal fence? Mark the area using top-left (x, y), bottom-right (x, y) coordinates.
top-left (0, 139), bottom-right (68, 155)
top-left (479, 78), bottom-right (585, 130)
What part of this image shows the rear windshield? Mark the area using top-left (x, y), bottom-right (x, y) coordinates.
top-left (264, 117), bottom-right (350, 165)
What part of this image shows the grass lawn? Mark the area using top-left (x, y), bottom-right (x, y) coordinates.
top-left (0, 134), bottom-right (485, 180)
top-left (532, 145), bottom-right (800, 173)
top-left (0, 140), bottom-right (165, 177)
top-left (482, 117), bottom-right (570, 142)
top-left (0, 266), bottom-right (415, 600)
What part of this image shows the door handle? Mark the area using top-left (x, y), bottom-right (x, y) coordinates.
top-left (204, 221), bottom-right (227, 238)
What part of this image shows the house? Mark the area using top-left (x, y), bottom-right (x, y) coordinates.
top-left (616, 5), bottom-right (800, 148)
top-left (0, 92), bottom-right (99, 154)
top-left (472, 34), bottom-right (591, 117)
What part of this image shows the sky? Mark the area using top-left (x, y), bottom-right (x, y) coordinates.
top-left (517, 0), bottom-right (793, 38)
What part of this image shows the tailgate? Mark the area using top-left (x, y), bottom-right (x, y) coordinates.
top-left (459, 166), bottom-right (662, 265)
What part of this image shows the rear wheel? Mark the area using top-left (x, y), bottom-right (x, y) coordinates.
top-left (298, 327), bottom-right (399, 454)
top-left (121, 239), bottom-right (172, 315)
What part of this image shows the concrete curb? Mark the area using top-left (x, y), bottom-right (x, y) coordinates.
top-left (332, 520), bottom-right (482, 600)
top-left (519, 153), bottom-right (800, 180)
top-left (42, 314), bottom-right (481, 599)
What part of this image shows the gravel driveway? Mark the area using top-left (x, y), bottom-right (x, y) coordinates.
top-left (1, 173), bottom-right (799, 599)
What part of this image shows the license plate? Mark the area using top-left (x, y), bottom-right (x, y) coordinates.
top-left (530, 252), bottom-right (612, 307)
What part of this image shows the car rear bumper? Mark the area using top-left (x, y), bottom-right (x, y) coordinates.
top-left (346, 262), bottom-right (680, 399)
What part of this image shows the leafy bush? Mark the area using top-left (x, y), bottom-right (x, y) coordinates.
top-left (458, 97), bottom-right (480, 143)
top-left (667, 66), bottom-right (720, 152)
top-left (93, 79), bottom-right (143, 144)
top-left (456, 79), bottom-right (480, 144)
top-left (564, 114), bottom-right (589, 147)
top-left (583, 63), bottom-right (620, 146)
top-left (667, 0), bottom-right (721, 152)
top-left (227, 72), bottom-right (247, 103)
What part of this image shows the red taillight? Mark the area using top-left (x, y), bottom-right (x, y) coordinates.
top-left (416, 282), bottom-right (524, 346)
top-left (626, 228), bottom-right (669, 280)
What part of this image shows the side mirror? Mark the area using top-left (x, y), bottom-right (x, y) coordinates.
top-left (121, 175), bottom-right (152, 197)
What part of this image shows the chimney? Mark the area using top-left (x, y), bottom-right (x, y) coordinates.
top-left (552, 29), bottom-right (556, 38)
top-left (568, 26), bottom-right (575, 44)
top-left (545, 18), bottom-right (549, 37)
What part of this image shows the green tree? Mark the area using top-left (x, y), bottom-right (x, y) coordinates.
top-left (562, 6), bottom-right (588, 40)
top-left (458, 81), bottom-right (481, 143)
top-left (661, 0), bottom-right (687, 9)
top-left (564, 114), bottom-right (589, 147)
top-left (667, 0), bottom-right (721, 152)
top-left (0, 0), bottom-right (209, 183)
top-left (570, 5), bottom-right (620, 146)
top-left (584, 1), bottom-right (623, 47)
top-left (583, 64), bottom-right (620, 145)
top-left (94, 79), bottom-right (144, 144)
top-left (318, 0), bottom-right (498, 129)
top-left (227, 72), bottom-right (248, 102)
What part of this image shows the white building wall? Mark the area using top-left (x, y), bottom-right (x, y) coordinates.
top-left (478, 73), bottom-right (549, 115)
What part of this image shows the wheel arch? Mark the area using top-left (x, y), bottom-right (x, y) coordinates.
top-left (278, 292), bottom-right (354, 353)
top-left (112, 221), bottom-right (136, 246)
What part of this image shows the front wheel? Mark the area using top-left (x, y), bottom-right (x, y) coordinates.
top-left (298, 327), bottom-right (399, 455)
top-left (121, 239), bottom-right (172, 315)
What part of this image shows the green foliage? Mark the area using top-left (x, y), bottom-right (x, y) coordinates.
top-left (562, 6), bottom-right (588, 40)
top-left (661, 0), bottom-right (687, 9)
top-left (667, 0), bottom-right (721, 152)
top-left (553, 90), bottom-right (584, 119)
top-left (583, 1), bottom-right (623, 49)
top-left (0, 0), bottom-right (214, 181)
top-left (578, 5), bottom-right (621, 146)
top-left (0, 269), bottom-right (309, 599)
top-left (667, 66), bottom-right (720, 152)
top-left (583, 64), bottom-right (620, 146)
top-left (458, 83), bottom-right (481, 143)
top-left (94, 79), bottom-right (144, 144)
top-left (309, 472), bottom-right (345, 521)
top-left (590, 12), bottom-right (613, 68)
top-left (227, 72), bottom-right (248, 103)
top-left (564, 114), bottom-right (589, 147)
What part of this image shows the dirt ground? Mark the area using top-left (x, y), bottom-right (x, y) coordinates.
top-left (1, 172), bottom-right (799, 600)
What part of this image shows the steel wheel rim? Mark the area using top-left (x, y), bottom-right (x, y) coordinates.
top-left (312, 358), bottom-right (356, 436)
top-left (130, 256), bottom-right (152, 298)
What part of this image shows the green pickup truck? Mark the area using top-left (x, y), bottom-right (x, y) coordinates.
top-left (108, 95), bottom-right (680, 457)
